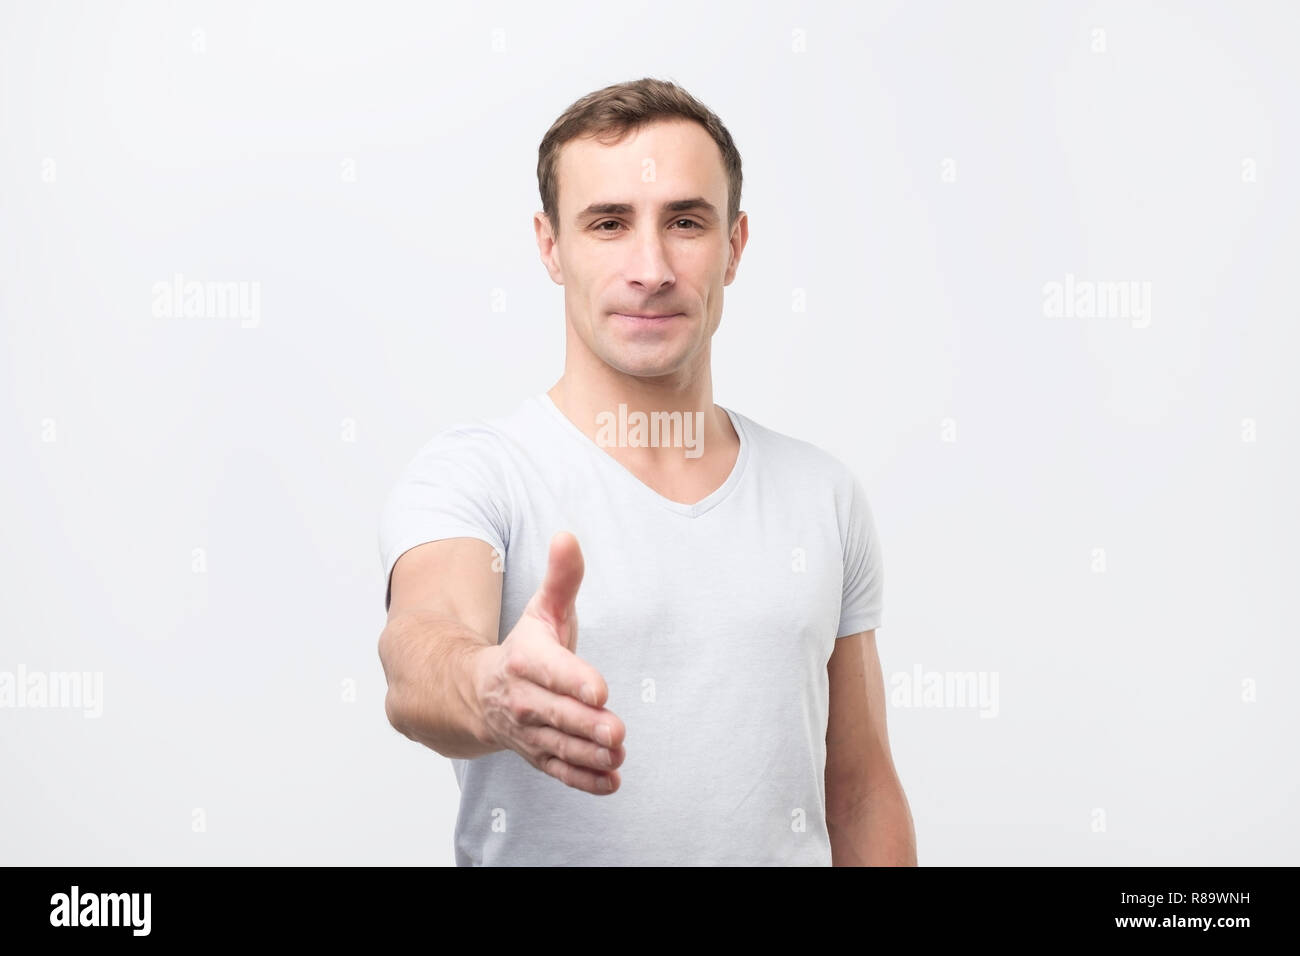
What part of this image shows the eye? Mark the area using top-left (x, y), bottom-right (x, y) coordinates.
top-left (591, 218), bottom-right (702, 233)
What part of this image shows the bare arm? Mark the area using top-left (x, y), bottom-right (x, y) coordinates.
top-left (378, 537), bottom-right (504, 759)
top-left (825, 629), bottom-right (917, 865)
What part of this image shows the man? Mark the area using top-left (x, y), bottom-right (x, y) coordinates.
top-left (377, 77), bottom-right (916, 866)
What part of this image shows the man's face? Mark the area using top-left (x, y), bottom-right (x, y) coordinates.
top-left (536, 118), bottom-right (747, 382)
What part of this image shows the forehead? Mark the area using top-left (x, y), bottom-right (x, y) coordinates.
top-left (555, 118), bottom-right (727, 211)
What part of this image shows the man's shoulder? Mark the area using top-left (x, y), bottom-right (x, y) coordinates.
top-left (730, 406), bottom-right (858, 488)
top-left (408, 394), bottom-right (542, 461)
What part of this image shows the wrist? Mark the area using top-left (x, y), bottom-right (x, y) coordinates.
top-left (461, 641), bottom-right (499, 752)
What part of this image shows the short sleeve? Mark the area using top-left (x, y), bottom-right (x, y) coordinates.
top-left (837, 472), bottom-right (883, 637)
top-left (377, 425), bottom-right (510, 613)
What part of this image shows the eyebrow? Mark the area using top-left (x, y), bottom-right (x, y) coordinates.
top-left (575, 198), bottom-right (719, 223)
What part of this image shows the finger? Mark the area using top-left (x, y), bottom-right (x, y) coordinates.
top-left (522, 723), bottom-right (625, 773)
top-left (538, 756), bottom-right (620, 796)
top-left (506, 631), bottom-right (611, 711)
top-left (530, 531), bottom-right (584, 632)
top-left (507, 680), bottom-right (625, 750)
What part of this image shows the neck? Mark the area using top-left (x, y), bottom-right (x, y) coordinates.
top-left (546, 353), bottom-right (734, 469)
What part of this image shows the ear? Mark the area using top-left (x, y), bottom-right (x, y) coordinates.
top-left (534, 211), bottom-right (565, 285)
top-left (723, 210), bottom-right (749, 286)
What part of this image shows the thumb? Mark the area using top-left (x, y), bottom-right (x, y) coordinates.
top-left (530, 531), bottom-right (584, 634)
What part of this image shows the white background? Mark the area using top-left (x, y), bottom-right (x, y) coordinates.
top-left (2, 0), bottom-right (1296, 865)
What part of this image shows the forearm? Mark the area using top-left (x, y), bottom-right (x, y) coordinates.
top-left (379, 610), bottom-right (502, 759)
top-left (827, 782), bottom-right (918, 866)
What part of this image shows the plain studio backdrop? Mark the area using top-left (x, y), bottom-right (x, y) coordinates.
top-left (1, 0), bottom-right (1296, 866)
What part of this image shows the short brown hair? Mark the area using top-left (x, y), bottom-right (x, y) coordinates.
top-left (537, 77), bottom-right (743, 240)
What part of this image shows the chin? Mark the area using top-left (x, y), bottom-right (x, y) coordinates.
top-left (602, 349), bottom-right (689, 379)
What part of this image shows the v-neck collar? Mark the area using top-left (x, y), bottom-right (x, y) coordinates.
top-left (534, 392), bottom-right (750, 518)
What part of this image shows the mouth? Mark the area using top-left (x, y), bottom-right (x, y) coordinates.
top-left (612, 312), bottom-right (683, 322)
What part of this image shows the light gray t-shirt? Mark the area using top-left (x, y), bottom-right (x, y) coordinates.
top-left (378, 392), bottom-right (884, 865)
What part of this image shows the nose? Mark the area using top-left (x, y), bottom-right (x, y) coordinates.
top-left (624, 229), bottom-right (675, 293)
